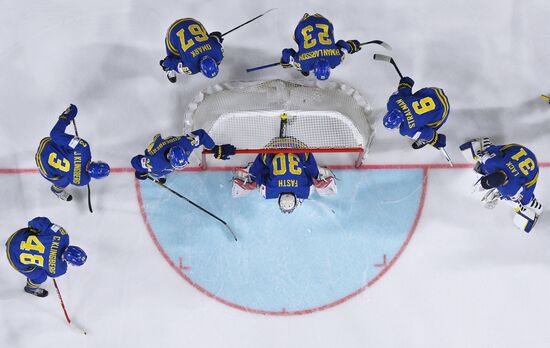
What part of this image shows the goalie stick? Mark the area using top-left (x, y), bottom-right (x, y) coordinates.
top-left (246, 40), bottom-right (391, 73)
top-left (147, 176), bottom-right (238, 241)
top-left (72, 120), bottom-right (93, 213)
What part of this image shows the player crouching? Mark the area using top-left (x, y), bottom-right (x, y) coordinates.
top-left (5, 217), bottom-right (86, 297)
top-left (460, 138), bottom-right (542, 233)
top-left (232, 152), bottom-right (336, 214)
top-left (131, 129), bottom-right (236, 183)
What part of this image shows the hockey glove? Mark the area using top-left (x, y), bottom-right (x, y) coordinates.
top-left (399, 76), bottom-right (414, 89)
top-left (430, 133), bottom-right (446, 149)
top-left (346, 40), bottom-right (361, 54)
top-left (314, 176), bottom-right (334, 189)
top-left (60, 104), bottom-right (78, 121)
top-left (210, 31), bottom-right (223, 44)
top-left (281, 48), bottom-right (296, 68)
top-left (135, 171), bottom-right (148, 181)
top-left (213, 144), bottom-right (236, 160)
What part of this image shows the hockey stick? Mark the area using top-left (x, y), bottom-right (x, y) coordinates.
top-left (360, 40), bottom-right (392, 50)
top-left (72, 120), bottom-right (93, 213)
top-left (246, 62), bottom-right (280, 73)
top-left (439, 148), bottom-right (454, 167)
top-left (279, 113), bottom-right (288, 138)
top-left (541, 95), bottom-right (549, 103)
top-left (246, 41), bottom-right (391, 73)
top-left (373, 54), bottom-right (403, 78)
top-left (222, 8), bottom-right (276, 37)
top-left (147, 176), bottom-right (238, 241)
top-left (53, 279), bottom-right (87, 335)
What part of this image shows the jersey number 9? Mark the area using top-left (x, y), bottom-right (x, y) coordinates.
top-left (301, 24), bottom-right (332, 49)
top-left (177, 24), bottom-right (209, 51)
top-left (272, 154), bottom-right (302, 176)
top-left (412, 97), bottom-right (436, 115)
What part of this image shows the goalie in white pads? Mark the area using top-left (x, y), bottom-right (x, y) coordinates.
top-left (460, 138), bottom-right (542, 233)
top-left (232, 152), bottom-right (336, 214)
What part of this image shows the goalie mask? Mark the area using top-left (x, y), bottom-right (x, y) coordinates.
top-left (278, 192), bottom-right (298, 214)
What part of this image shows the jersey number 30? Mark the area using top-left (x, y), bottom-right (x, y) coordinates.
top-left (19, 235), bottom-right (45, 267)
top-left (272, 154), bottom-right (302, 176)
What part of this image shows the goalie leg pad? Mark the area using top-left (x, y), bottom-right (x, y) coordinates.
top-left (232, 178), bottom-right (256, 198)
top-left (314, 176), bottom-right (337, 196)
top-left (513, 207), bottom-right (538, 233)
top-left (460, 138), bottom-right (493, 163)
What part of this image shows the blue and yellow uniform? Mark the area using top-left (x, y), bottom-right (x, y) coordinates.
top-left (35, 114), bottom-right (92, 193)
top-left (283, 13), bottom-right (356, 75)
top-left (249, 152), bottom-right (320, 200)
top-left (131, 129), bottom-right (215, 178)
top-left (387, 78), bottom-right (450, 146)
top-left (162, 18), bottom-right (223, 75)
top-left (479, 144), bottom-right (539, 205)
top-left (5, 217), bottom-right (69, 289)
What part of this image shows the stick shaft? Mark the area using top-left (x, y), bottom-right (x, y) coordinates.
top-left (222, 8), bottom-right (276, 37)
top-left (72, 120), bottom-right (94, 213)
top-left (359, 40), bottom-right (392, 50)
top-left (53, 279), bottom-right (71, 324)
top-left (147, 177), bottom-right (237, 241)
top-left (246, 62), bottom-right (280, 73)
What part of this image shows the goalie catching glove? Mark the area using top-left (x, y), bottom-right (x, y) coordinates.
top-left (212, 144), bottom-right (236, 160)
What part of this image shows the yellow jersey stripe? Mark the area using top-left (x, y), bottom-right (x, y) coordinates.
top-left (526, 172), bottom-right (539, 188)
top-left (35, 138), bottom-right (62, 181)
top-left (427, 88), bottom-right (449, 128)
top-left (166, 18), bottom-right (202, 56)
top-left (500, 143), bottom-right (522, 152)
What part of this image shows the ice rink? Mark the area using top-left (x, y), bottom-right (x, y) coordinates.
top-left (1, 1), bottom-right (549, 347)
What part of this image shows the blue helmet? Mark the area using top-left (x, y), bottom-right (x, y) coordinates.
top-left (314, 59), bottom-right (331, 80)
top-left (383, 109), bottom-right (404, 129)
top-left (63, 246), bottom-right (87, 266)
top-left (167, 146), bottom-right (188, 169)
top-left (88, 161), bottom-right (110, 179)
top-left (200, 56), bottom-right (219, 78)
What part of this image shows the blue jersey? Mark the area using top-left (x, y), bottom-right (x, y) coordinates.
top-left (131, 129), bottom-right (215, 178)
top-left (479, 144), bottom-right (539, 204)
top-left (6, 217), bottom-right (69, 281)
top-left (35, 116), bottom-right (92, 188)
top-left (165, 18), bottom-right (223, 75)
top-left (387, 82), bottom-right (450, 143)
top-left (249, 152), bottom-right (320, 199)
top-left (291, 14), bottom-right (345, 73)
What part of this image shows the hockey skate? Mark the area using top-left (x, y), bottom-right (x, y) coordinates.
top-left (412, 139), bottom-right (428, 149)
top-left (24, 285), bottom-right (48, 297)
top-left (53, 189), bottom-right (73, 201)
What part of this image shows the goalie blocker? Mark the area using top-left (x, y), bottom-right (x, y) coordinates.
top-left (461, 138), bottom-right (542, 233)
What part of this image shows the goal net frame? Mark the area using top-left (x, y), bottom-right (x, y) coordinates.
top-left (183, 79), bottom-right (375, 169)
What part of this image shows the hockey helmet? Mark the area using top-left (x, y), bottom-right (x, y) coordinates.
top-left (313, 59), bottom-right (330, 80)
top-left (200, 56), bottom-right (219, 78)
top-left (63, 246), bottom-right (87, 266)
top-left (167, 146), bottom-right (188, 169)
top-left (88, 161), bottom-right (110, 179)
top-left (481, 171), bottom-right (508, 189)
top-left (383, 108), bottom-right (404, 129)
top-left (278, 192), bottom-right (298, 214)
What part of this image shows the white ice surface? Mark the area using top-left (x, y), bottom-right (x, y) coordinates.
top-left (0, 1), bottom-right (549, 347)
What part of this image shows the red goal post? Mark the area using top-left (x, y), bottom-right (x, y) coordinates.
top-left (184, 80), bottom-right (375, 169)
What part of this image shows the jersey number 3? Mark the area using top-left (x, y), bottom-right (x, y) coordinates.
top-left (48, 153), bottom-right (70, 172)
top-left (511, 147), bottom-right (536, 175)
top-left (19, 235), bottom-right (45, 267)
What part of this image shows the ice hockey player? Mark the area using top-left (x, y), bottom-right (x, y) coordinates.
top-left (460, 138), bottom-right (542, 233)
top-left (131, 130), bottom-right (236, 182)
top-left (383, 76), bottom-right (450, 150)
top-left (5, 217), bottom-right (87, 297)
top-left (232, 151), bottom-right (336, 213)
top-left (280, 13), bottom-right (362, 80)
top-left (160, 18), bottom-right (224, 83)
top-left (35, 104), bottom-right (110, 201)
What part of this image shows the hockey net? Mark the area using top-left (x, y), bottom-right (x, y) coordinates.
top-left (183, 79), bottom-right (375, 168)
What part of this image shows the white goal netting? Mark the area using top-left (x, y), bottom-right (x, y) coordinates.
top-left (184, 79), bottom-right (375, 168)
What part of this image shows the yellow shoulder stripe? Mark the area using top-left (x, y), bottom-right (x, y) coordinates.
top-left (526, 172), bottom-right (539, 188)
top-left (426, 88), bottom-right (450, 128)
top-left (165, 18), bottom-right (200, 56)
